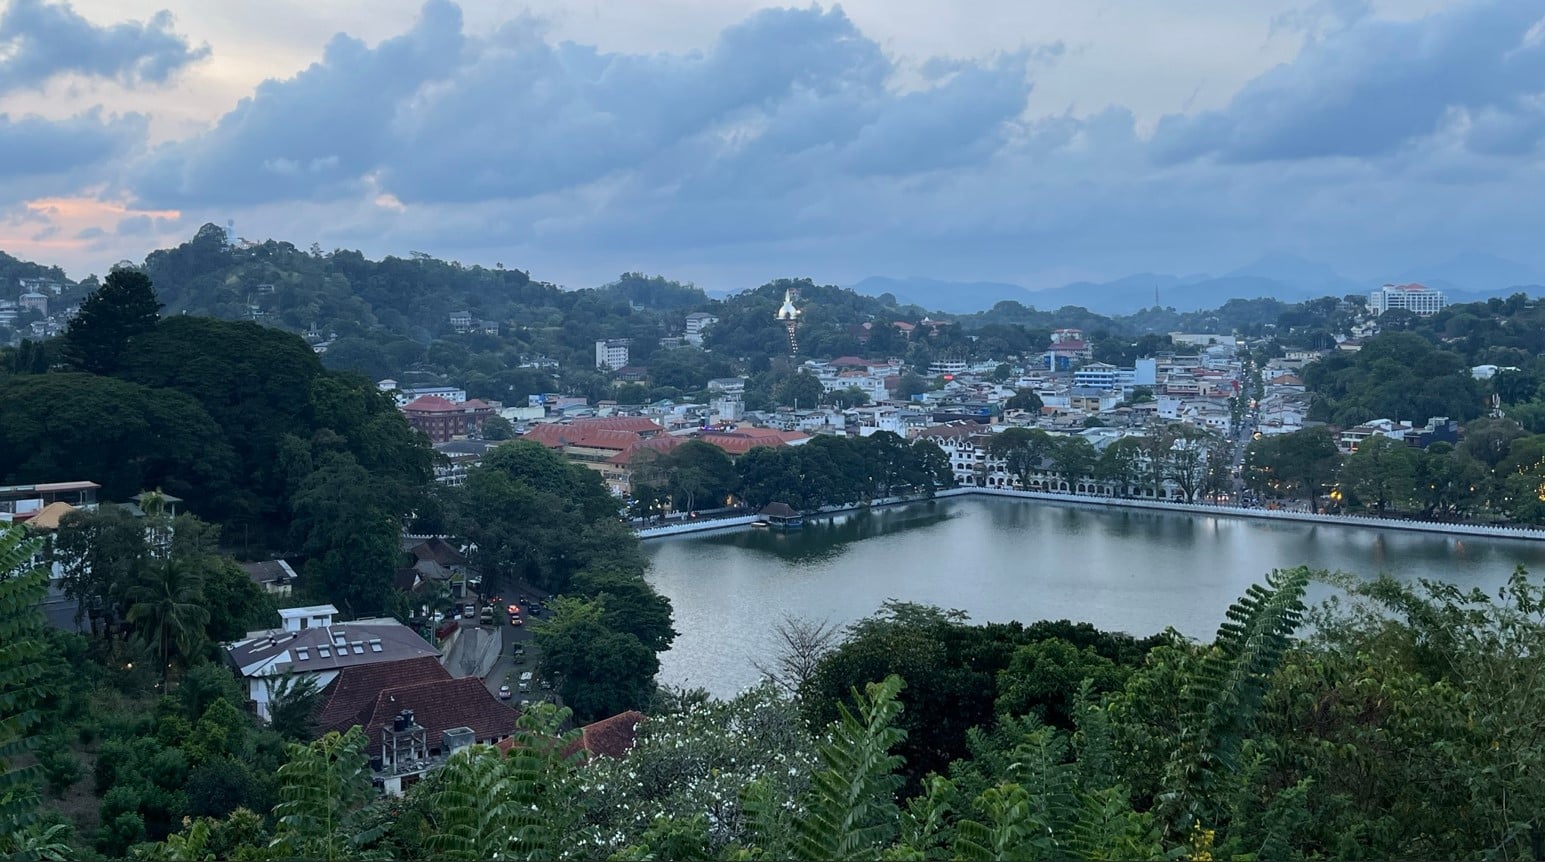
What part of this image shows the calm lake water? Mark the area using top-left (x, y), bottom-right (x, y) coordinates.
top-left (644, 496), bottom-right (1545, 698)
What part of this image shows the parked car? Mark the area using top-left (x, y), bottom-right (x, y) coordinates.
top-left (462, 605), bottom-right (475, 619)
top-left (510, 615), bottom-right (524, 626)
top-left (498, 685), bottom-right (511, 700)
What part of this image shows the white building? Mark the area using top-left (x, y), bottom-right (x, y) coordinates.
top-left (395, 385), bottom-right (467, 407)
top-left (225, 605), bottom-right (442, 721)
top-left (1370, 283), bottom-right (1447, 316)
top-left (596, 338), bottom-right (631, 370)
top-left (684, 312), bottom-right (718, 346)
top-left (17, 291), bottom-right (47, 314)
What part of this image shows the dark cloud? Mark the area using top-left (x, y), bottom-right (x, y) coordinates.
top-left (132, 0), bottom-right (464, 207)
top-left (128, 2), bottom-right (1035, 210)
top-left (1153, 1), bottom-right (1545, 163)
top-left (86, 1), bottom-right (1545, 284)
top-left (0, 0), bottom-right (209, 93)
top-left (0, 109), bottom-right (146, 184)
top-left (75, 226), bottom-right (105, 240)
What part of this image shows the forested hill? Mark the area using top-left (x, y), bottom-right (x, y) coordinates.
top-left (94, 225), bottom-right (921, 373)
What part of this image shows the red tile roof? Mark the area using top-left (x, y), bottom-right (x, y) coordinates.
top-left (494, 710), bottom-right (644, 762)
top-left (403, 395), bottom-right (461, 413)
top-left (353, 676), bottom-right (519, 750)
top-left (696, 431), bottom-right (786, 456)
top-left (608, 435), bottom-right (684, 466)
top-left (316, 656), bottom-right (452, 734)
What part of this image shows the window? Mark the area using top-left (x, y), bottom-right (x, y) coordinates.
top-left (369, 640), bottom-right (383, 653)
top-left (352, 641), bottom-right (364, 655)
top-left (296, 647), bottom-right (310, 661)
top-left (318, 647), bottom-right (331, 658)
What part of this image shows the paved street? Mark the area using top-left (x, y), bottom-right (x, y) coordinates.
top-left (467, 579), bottom-right (552, 707)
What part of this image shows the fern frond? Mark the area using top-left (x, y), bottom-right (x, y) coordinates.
top-left (1158, 567), bottom-right (1310, 836)
top-left (789, 675), bottom-right (908, 861)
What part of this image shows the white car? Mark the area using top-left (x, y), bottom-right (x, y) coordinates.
top-left (498, 685), bottom-right (511, 700)
top-left (462, 605), bottom-right (475, 619)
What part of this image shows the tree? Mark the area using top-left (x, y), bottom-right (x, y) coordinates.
top-left (573, 569), bottom-right (677, 653)
top-left (1005, 389), bottom-right (1043, 412)
top-left (893, 372), bottom-right (929, 401)
top-left (1160, 425), bottom-right (1222, 504)
top-left (1050, 436), bottom-right (1098, 491)
top-left (480, 414), bottom-right (514, 441)
top-left (773, 372), bottom-right (824, 409)
top-left (61, 266), bottom-right (161, 375)
top-left (269, 727), bottom-right (381, 861)
top-left (49, 506), bottom-right (149, 634)
top-left (534, 598), bottom-right (659, 722)
top-left (267, 674), bottom-right (323, 741)
top-left (1096, 437), bottom-right (1145, 497)
top-left (125, 558), bottom-right (212, 686)
top-left (289, 453), bottom-right (405, 616)
top-left (1245, 428), bottom-right (1340, 512)
top-left (752, 615), bottom-right (840, 695)
top-left (1339, 435), bottom-right (1418, 514)
top-left (0, 525), bottom-right (51, 848)
top-left (988, 428), bottom-right (1056, 490)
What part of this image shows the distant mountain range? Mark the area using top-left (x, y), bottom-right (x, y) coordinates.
top-left (850, 253), bottom-right (1545, 316)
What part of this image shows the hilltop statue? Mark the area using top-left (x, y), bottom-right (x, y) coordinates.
top-left (775, 288), bottom-right (802, 354)
top-left (776, 288), bottom-right (801, 321)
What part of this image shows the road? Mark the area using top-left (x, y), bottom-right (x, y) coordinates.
top-left (469, 578), bottom-right (553, 707)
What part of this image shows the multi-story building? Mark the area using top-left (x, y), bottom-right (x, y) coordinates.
top-left (0, 481), bottom-right (99, 525)
top-left (448, 311), bottom-right (473, 333)
top-left (1370, 283), bottom-right (1447, 316)
top-left (684, 312), bottom-right (718, 346)
top-left (397, 385), bottom-right (467, 405)
top-left (402, 396), bottom-right (496, 443)
top-left (225, 605), bottom-right (443, 721)
top-left (17, 291), bottom-right (47, 315)
top-left (1073, 363), bottom-right (1121, 390)
top-left (595, 339), bottom-right (631, 370)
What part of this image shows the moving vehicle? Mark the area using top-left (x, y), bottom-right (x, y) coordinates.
top-left (462, 604), bottom-right (475, 618)
top-left (479, 607), bottom-right (493, 625)
top-left (506, 604), bottom-right (520, 615)
top-left (510, 614), bottom-right (523, 626)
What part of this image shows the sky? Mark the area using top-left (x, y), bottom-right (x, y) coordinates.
top-left (1, 0), bottom-right (1542, 291)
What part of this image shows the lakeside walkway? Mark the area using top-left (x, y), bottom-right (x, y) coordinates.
top-left (636, 486), bottom-right (1545, 542)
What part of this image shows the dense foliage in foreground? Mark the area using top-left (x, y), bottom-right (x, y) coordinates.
top-left (7, 532), bottom-right (1545, 861)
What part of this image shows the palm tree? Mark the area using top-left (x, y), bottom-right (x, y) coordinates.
top-left (125, 558), bottom-right (211, 686)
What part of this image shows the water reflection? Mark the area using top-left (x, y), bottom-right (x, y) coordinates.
top-left (646, 497), bottom-right (1545, 698)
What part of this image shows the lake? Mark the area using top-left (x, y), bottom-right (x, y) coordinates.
top-left (644, 496), bottom-right (1545, 698)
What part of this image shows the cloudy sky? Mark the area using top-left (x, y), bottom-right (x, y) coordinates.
top-left (1, 0), bottom-right (1541, 290)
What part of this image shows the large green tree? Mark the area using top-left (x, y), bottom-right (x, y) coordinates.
top-left (1244, 428), bottom-right (1341, 512)
top-left (534, 598), bottom-right (659, 722)
top-left (61, 267), bottom-right (161, 375)
top-left (1339, 434), bottom-right (1419, 513)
